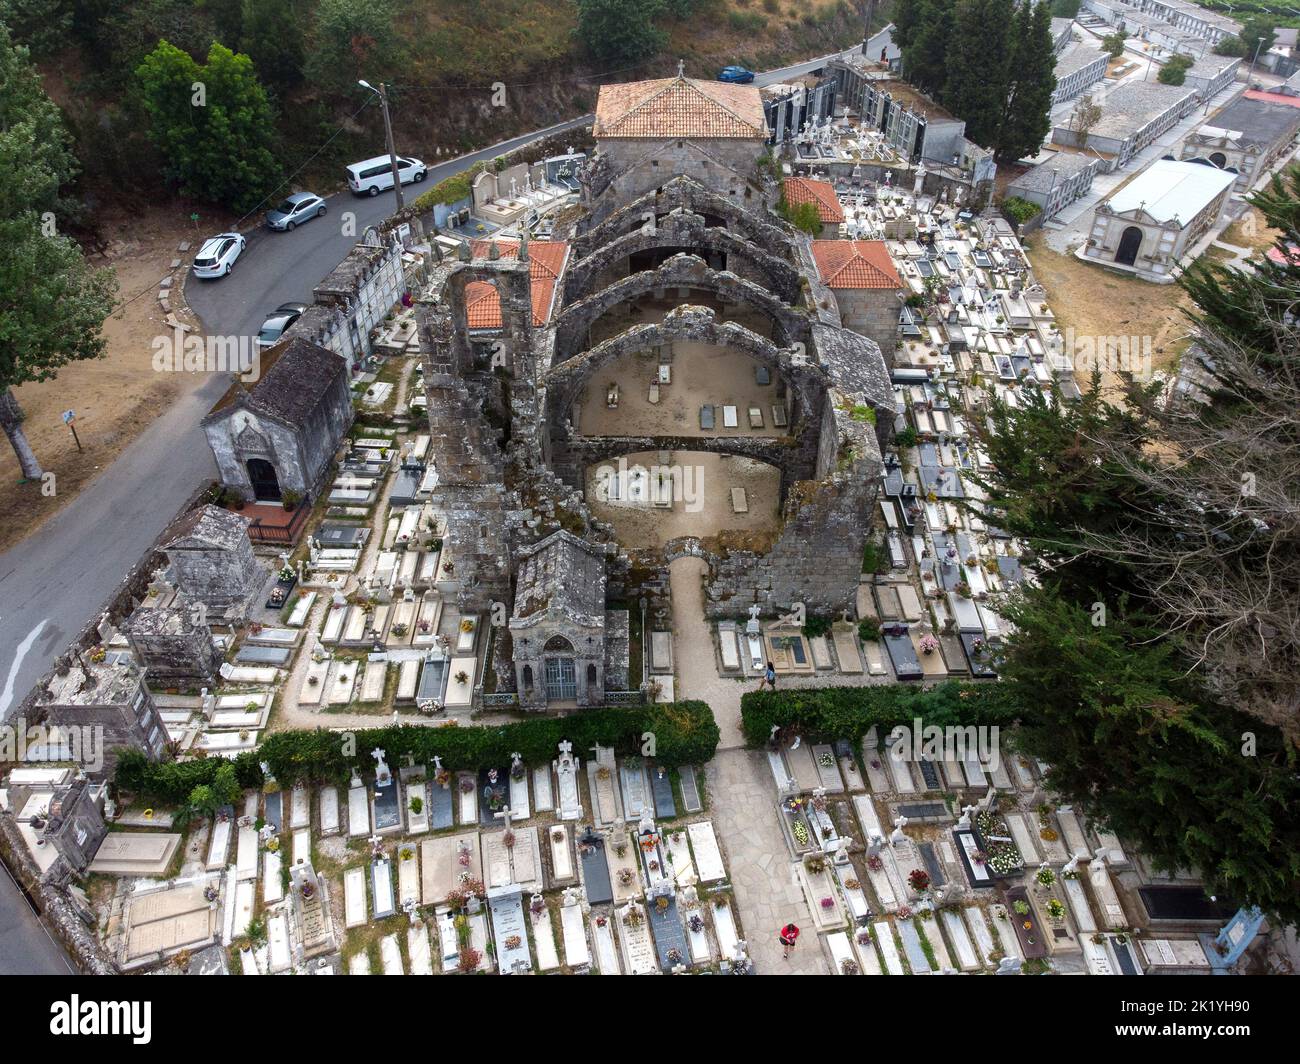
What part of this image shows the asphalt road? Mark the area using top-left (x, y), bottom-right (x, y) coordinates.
top-left (0, 855), bottom-right (75, 974)
top-left (0, 39), bottom-right (884, 973)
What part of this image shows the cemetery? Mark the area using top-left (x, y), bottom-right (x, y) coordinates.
top-left (2, 49), bottom-right (1293, 984)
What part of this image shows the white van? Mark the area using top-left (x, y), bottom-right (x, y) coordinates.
top-left (346, 155), bottom-right (427, 196)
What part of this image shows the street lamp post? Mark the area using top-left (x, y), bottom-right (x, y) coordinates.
top-left (359, 80), bottom-right (404, 212)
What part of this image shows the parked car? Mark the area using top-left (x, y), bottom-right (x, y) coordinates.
top-left (718, 65), bottom-right (755, 84)
top-left (346, 155), bottom-right (428, 196)
top-left (265, 192), bottom-right (327, 231)
top-left (256, 304), bottom-right (306, 347)
top-left (192, 232), bottom-right (245, 278)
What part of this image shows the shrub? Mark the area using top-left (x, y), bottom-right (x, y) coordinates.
top-left (1001, 197), bottom-right (1041, 226)
top-left (857, 617), bottom-right (882, 643)
top-left (739, 682), bottom-right (1018, 748)
top-left (116, 701), bottom-right (720, 800)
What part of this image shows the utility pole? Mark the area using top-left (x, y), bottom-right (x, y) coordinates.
top-left (359, 80), bottom-right (404, 212)
top-left (861, 0), bottom-right (877, 57)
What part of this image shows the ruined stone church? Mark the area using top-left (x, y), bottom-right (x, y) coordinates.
top-left (418, 70), bottom-right (893, 711)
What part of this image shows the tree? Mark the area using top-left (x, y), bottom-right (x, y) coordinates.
top-left (1157, 53), bottom-right (1193, 86)
top-left (906, 0), bottom-right (956, 99)
top-left (1212, 35), bottom-right (1248, 59)
top-left (0, 26), bottom-right (117, 479)
top-left (996, 0), bottom-right (1057, 162)
top-left (576, 0), bottom-right (666, 64)
top-left (778, 197), bottom-right (823, 234)
top-left (1101, 30), bottom-right (1126, 59)
top-left (997, 586), bottom-right (1300, 925)
top-left (1050, 0), bottom-right (1079, 16)
top-left (1070, 94), bottom-right (1103, 139)
top-left (136, 40), bottom-right (283, 213)
top-left (944, 0), bottom-right (1014, 144)
top-left (0, 0), bottom-right (73, 58)
top-left (304, 0), bottom-right (398, 93)
top-left (239, 0), bottom-right (306, 95)
top-left (1238, 19), bottom-right (1277, 62)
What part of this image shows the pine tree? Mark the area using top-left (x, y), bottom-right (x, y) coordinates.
top-left (909, 0), bottom-right (956, 100)
top-left (996, 0), bottom-right (1057, 161)
top-left (943, 0), bottom-right (1013, 146)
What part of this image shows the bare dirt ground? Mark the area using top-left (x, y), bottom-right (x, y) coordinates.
top-left (577, 341), bottom-right (787, 439)
top-left (1023, 233), bottom-right (1196, 394)
top-left (586, 451), bottom-right (781, 548)
top-left (1220, 206), bottom-right (1280, 254)
top-left (0, 208), bottom-right (203, 544)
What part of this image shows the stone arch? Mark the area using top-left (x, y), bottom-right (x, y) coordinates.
top-left (572, 175), bottom-right (796, 259)
top-left (564, 211), bottom-right (802, 306)
top-left (552, 253), bottom-right (811, 358)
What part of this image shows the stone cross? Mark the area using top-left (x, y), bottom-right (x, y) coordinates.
top-left (1063, 852), bottom-right (1084, 876)
top-left (1093, 846), bottom-right (1109, 868)
top-left (433, 755), bottom-right (443, 775)
top-left (369, 834), bottom-right (385, 859)
top-left (957, 804), bottom-right (976, 829)
top-left (833, 835), bottom-right (852, 865)
top-left (495, 805), bottom-right (514, 831)
top-left (558, 740), bottom-right (573, 765)
top-left (372, 747), bottom-right (391, 786)
top-left (890, 815), bottom-right (908, 846)
top-left (979, 786), bottom-right (997, 812)
top-left (867, 830), bottom-right (884, 855)
top-left (510, 751), bottom-right (523, 775)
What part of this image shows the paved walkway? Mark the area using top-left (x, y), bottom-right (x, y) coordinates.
top-left (669, 557), bottom-right (748, 749)
top-left (707, 748), bottom-right (827, 974)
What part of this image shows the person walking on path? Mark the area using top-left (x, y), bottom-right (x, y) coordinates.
top-left (764, 661), bottom-right (777, 690)
top-left (779, 922), bottom-right (800, 958)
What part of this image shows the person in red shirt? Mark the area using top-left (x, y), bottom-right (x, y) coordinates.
top-left (779, 922), bottom-right (800, 958)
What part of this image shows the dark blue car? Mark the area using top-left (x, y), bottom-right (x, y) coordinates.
top-left (718, 65), bottom-right (755, 84)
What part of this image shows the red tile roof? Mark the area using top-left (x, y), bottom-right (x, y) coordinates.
top-left (782, 177), bottom-right (845, 224)
top-left (1244, 89), bottom-right (1300, 109)
top-left (811, 240), bottom-right (902, 289)
top-left (464, 240), bottom-right (569, 329)
top-left (594, 75), bottom-right (766, 139)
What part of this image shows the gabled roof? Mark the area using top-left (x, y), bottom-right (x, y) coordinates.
top-left (205, 336), bottom-right (347, 425)
top-left (811, 240), bottom-right (902, 289)
top-left (1104, 158), bottom-right (1235, 225)
top-left (464, 240), bottom-right (569, 329)
top-left (511, 530), bottom-right (606, 627)
top-left (160, 504), bottom-right (250, 552)
top-left (782, 177), bottom-right (845, 224)
top-left (594, 74), bottom-right (766, 140)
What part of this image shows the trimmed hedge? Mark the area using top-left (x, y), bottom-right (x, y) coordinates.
top-left (740, 682), bottom-right (1019, 748)
top-left (116, 701), bottom-right (719, 803)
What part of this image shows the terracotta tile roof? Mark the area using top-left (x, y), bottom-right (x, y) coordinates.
top-left (464, 240), bottom-right (569, 329)
top-left (782, 177), bottom-right (845, 224)
top-left (811, 240), bottom-right (902, 290)
top-left (594, 75), bottom-right (766, 139)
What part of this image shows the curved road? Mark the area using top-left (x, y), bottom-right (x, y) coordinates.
top-left (0, 39), bottom-right (888, 973)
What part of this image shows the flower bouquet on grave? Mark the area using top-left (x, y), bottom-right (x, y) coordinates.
top-left (896, 905), bottom-right (913, 920)
top-left (688, 915), bottom-right (704, 934)
top-left (648, 859), bottom-right (660, 872)
top-left (844, 878), bottom-right (861, 891)
top-left (434, 768), bottom-right (450, 788)
top-left (624, 907), bottom-right (643, 927)
top-left (613, 840), bottom-right (628, 858)
top-left (811, 793), bottom-right (828, 812)
top-left (596, 766), bottom-right (612, 782)
top-left (820, 896), bottom-right (835, 910)
top-left (458, 776), bottom-right (475, 795)
top-left (552, 828), bottom-right (566, 844)
top-left (504, 935), bottom-right (522, 950)
top-left (791, 819), bottom-right (810, 847)
top-left (655, 896), bottom-right (670, 914)
top-left (595, 915), bottom-right (607, 927)
top-left (503, 830), bottom-right (516, 849)
top-left (712, 895), bottom-right (729, 910)
top-left (531, 896), bottom-right (546, 915)
top-left (818, 751), bottom-right (835, 768)
top-left (908, 869), bottom-right (931, 892)
top-left (1046, 899), bottom-right (1066, 924)
top-left (866, 854), bottom-right (884, 872)
top-left (856, 929), bottom-right (872, 947)
top-left (666, 947), bottom-right (684, 966)
top-left (1035, 867), bottom-right (1056, 888)
top-left (841, 958), bottom-right (860, 976)
top-left (919, 634), bottom-right (939, 655)
top-left (617, 868), bottom-right (636, 887)
top-left (510, 761), bottom-right (526, 782)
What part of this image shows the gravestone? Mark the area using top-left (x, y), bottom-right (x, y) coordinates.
top-left (649, 763), bottom-right (677, 819)
top-left (678, 766), bottom-right (703, 813)
top-left (577, 827), bottom-right (613, 905)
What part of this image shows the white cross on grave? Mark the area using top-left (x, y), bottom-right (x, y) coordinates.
top-left (495, 805), bottom-right (514, 831)
top-left (957, 804), bottom-right (976, 828)
top-left (372, 748), bottom-right (390, 786)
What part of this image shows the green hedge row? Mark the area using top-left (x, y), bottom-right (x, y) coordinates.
top-left (740, 682), bottom-right (1019, 748)
top-left (116, 701), bottom-right (720, 803)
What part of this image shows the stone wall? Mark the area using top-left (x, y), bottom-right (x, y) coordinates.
top-left (589, 138), bottom-right (768, 221)
top-left (563, 210), bottom-right (802, 307)
top-left (552, 252), bottom-right (811, 359)
top-left (831, 287), bottom-right (900, 364)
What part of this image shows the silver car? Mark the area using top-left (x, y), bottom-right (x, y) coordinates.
top-left (266, 192), bottom-right (327, 231)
